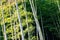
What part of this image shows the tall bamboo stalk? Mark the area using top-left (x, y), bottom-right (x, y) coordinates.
top-left (0, 0), bottom-right (7, 40)
top-left (15, 0), bottom-right (24, 40)
top-left (29, 0), bottom-right (44, 40)
top-left (8, 0), bottom-right (14, 40)
top-left (22, 0), bottom-right (30, 40)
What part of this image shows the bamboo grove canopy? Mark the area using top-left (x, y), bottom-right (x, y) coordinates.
top-left (0, 0), bottom-right (60, 40)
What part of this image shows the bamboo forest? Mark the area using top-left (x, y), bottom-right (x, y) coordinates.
top-left (0, 0), bottom-right (60, 40)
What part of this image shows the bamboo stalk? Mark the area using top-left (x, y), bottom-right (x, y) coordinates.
top-left (22, 0), bottom-right (30, 40)
top-left (7, 0), bottom-right (14, 40)
top-left (15, 0), bottom-right (24, 40)
top-left (29, 0), bottom-right (44, 40)
top-left (0, 0), bottom-right (7, 40)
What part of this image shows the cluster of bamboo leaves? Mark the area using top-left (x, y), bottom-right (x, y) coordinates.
top-left (0, 0), bottom-right (37, 40)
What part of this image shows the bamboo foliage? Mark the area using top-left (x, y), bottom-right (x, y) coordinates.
top-left (0, 0), bottom-right (60, 40)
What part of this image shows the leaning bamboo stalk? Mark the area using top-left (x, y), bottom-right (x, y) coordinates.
top-left (37, 0), bottom-right (45, 40)
top-left (14, 0), bottom-right (24, 40)
top-left (29, 0), bottom-right (44, 40)
top-left (22, 0), bottom-right (30, 40)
